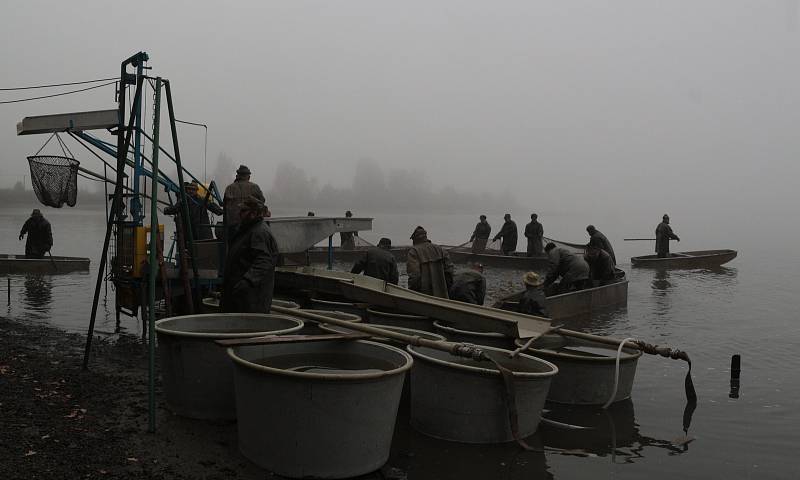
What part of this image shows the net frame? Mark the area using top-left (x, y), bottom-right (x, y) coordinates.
top-left (27, 155), bottom-right (80, 208)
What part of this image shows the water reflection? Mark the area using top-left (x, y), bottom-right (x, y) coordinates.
top-left (21, 274), bottom-right (53, 320)
top-left (541, 400), bottom-right (693, 463)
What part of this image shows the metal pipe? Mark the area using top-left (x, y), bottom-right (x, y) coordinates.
top-left (328, 235), bottom-right (333, 270)
top-left (163, 79), bottom-right (200, 312)
top-left (147, 77), bottom-right (162, 433)
top-left (83, 56), bottom-right (145, 370)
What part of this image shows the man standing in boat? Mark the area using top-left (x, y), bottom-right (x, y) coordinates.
top-left (223, 165), bottom-right (265, 243)
top-left (492, 213), bottom-right (518, 255)
top-left (655, 214), bottom-right (680, 258)
top-left (351, 237), bottom-right (399, 285)
top-left (449, 263), bottom-right (486, 305)
top-left (543, 242), bottom-right (590, 294)
top-left (222, 196), bottom-right (278, 313)
top-left (469, 215), bottom-right (492, 253)
top-left (340, 210), bottom-right (357, 250)
top-left (18, 209), bottom-right (53, 259)
top-left (586, 225), bottom-right (616, 266)
top-left (524, 213), bottom-right (544, 257)
top-left (517, 272), bottom-right (549, 317)
top-left (406, 226), bottom-right (454, 298)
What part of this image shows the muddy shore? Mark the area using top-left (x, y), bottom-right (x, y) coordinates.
top-left (0, 316), bottom-right (285, 480)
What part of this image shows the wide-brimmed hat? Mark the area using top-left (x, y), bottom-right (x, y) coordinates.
top-left (410, 226), bottom-right (427, 240)
top-left (236, 165), bottom-right (251, 175)
top-left (523, 271), bottom-right (543, 287)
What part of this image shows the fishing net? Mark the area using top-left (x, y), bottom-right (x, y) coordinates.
top-left (27, 155), bottom-right (80, 208)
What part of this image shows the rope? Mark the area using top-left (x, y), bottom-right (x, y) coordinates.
top-left (0, 80), bottom-right (116, 104)
top-left (0, 76), bottom-right (117, 91)
top-left (602, 337), bottom-right (636, 409)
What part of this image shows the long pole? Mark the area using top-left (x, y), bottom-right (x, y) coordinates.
top-left (147, 77), bottom-right (162, 433)
top-left (83, 52), bottom-right (147, 369)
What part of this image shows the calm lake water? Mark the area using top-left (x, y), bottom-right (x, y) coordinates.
top-left (1, 204), bottom-right (798, 479)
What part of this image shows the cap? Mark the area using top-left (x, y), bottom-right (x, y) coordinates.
top-left (544, 242), bottom-right (556, 252)
top-left (586, 224), bottom-right (596, 233)
top-left (31, 209), bottom-right (42, 216)
top-left (523, 271), bottom-right (543, 287)
top-left (378, 237), bottom-right (392, 247)
top-left (236, 165), bottom-right (251, 175)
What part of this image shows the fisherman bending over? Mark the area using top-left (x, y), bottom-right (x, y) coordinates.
top-left (586, 225), bottom-right (616, 266)
top-left (406, 226), bottom-right (455, 298)
top-left (351, 237), bottom-right (399, 285)
top-left (19, 209), bottom-right (53, 259)
top-left (449, 263), bottom-right (486, 305)
top-left (584, 245), bottom-right (616, 286)
top-left (222, 196), bottom-right (278, 313)
top-left (543, 242), bottom-right (590, 294)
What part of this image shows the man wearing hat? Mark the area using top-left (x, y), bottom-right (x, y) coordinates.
top-left (492, 213), bottom-right (518, 256)
top-left (351, 237), bottom-right (399, 285)
top-left (164, 181), bottom-right (223, 241)
top-left (407, 226), bottom-right (454, 298)
top-left (469, 215), bottom-right (492, 253)
top-left (524, 213), bottom-right (544, 257)
top-left (19, 209), bottom-right (53, 259)
top-left (222, 165), bottom-right (265, 242)
top-left (222, 196), bottom-right (278, 313)
top-left (449, 263), bottom-right (486, 305)
top-left (655, 214), bottom-right (680, 258)
top-left (585, 225), bottom-right (616, 266)
top-left (517, 272), bottom-right (549, 317)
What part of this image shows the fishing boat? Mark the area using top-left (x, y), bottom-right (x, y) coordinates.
top-left (631, 249), bottom-right (737, 269)
top-left (0, 254), bottom-right (90, 274)
top-left (304, 246), bottom-right (410, 264)
top-left (492, 277), bottom-right (629, 320)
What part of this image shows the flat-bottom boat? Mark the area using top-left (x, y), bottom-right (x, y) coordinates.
top-left (631, 249), bottom-right (737, 269)
top-left (493, 278), bottom-right (628, 320)
top-left (0, 254), bottom-right (90, 274)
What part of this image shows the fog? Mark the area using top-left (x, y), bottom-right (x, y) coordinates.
top-left (2, 1), bottom-right (799, 218)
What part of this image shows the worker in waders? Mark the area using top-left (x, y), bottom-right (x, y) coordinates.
top-left (19, 209), bottom-right (53, 259)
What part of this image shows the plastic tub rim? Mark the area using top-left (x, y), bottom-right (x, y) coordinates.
top-left (227, 339), bottom-right (413, 381)
top-left (513, 337), bottom-right (643, 362)
top-left (154, 313), bottom-right (303, 339)
top-left (407, 343), bottom-right (558, 379)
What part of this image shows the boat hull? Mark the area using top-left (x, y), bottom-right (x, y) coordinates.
top-left (0, 254), bottom-right (90, 274)
top-left (496, 280), bottom-right (629, 320)
top-left (631, 249), bottom-right (737, 269)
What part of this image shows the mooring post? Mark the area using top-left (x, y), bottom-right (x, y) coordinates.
top-left (328, 235), bottom-right (333, 270)
top-left (729, 354), bottom-right (741, 399)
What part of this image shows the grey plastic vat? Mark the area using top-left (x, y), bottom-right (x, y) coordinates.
top-left (228, 340), bottom-right (412, 478)
top-left (155, 313), bottom-right (303, 420)
top-left (407, 344), bottom-right (557, 443)
top-left (515, 335), bottom-right (642, 405)
top-left (432, 320), bottom-right (517, 349)
top-left (366, 307), bottom-right (433, 332)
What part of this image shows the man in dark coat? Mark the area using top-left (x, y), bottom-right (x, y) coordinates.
top-left (524, 213), bottom-right (544, 257)
top-left (655, 214), bottom-right (680, 258)
top-left (223, 165), bottom-right (265, 242)
top-left (340, 210), bottom-right (357, 250)
top-left (469, 215), bottom-right (492, 253)
top-left (492, 213), bottom-right (518, 255)
top-left (164, 182), bottom-right (224, 240)
top-left (585, 245), bottom-right (616, 286)
top-left (19, 209), bottom-right (53, 259)
top-left (351, 237), bottom-right (399, 284)
top-left (406, 226), bottom-right (455, 298)
top-left (517, 271), bottom-right (549, 317)
top-left (544, 242), bottom-right (590, 294)
top-left (586, 225), bottom-right (616, 266)
top-left (222, 196), bottom-right (279, 313)
top-left (449, 263), bottom-right (486, 305)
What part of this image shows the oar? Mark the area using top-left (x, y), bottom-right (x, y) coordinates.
top-left (624, 238), bottom-right (655, 241)
top-left (216, 332), bottom-right (370, 347)
top-left (47, 250), bottom-right (58, 273)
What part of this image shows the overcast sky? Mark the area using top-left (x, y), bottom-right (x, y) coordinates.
top-left (1, 1), bottom-right (798, 215)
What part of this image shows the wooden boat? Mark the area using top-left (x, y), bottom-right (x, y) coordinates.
top-left (492, 277), bottom-right (629, 320)
top-left (303, 246), bottom-right (410, 264)
top-left (0, 254), bottom-right (90, 274)
top-left (630, 249), bottom-right (737, 269)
